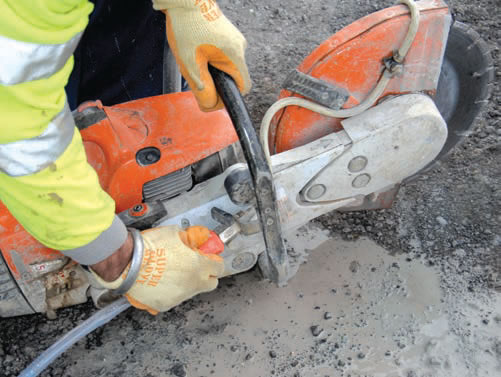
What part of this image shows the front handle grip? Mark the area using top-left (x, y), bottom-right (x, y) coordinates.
top-left (209, 66), bottom-right (289, 285)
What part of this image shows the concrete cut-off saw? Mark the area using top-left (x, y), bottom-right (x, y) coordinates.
top-left (0, 0), bottom-right (493, 320)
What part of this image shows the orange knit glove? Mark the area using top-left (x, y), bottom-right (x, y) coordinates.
top-left (92, 226), bottom-right (224, 315)
top-left (153, 0), bottom-right (252, 111)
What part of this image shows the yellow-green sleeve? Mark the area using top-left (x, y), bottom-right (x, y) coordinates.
top-left (0, 0), bottom-right (126, 261)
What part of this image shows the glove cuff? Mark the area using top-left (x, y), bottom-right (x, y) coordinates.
top-left (152, 0), bottom-right (202, 11)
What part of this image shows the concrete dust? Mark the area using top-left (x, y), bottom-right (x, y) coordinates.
top-left (36, 224), bottom-right (499, 377)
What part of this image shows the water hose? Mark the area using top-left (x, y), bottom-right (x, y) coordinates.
top-left (259, 0), bottom-right (420, 168)
top-left (18, 298), bottom-right (131, 377)
top-left (394, 0), bottom-right (420, 63)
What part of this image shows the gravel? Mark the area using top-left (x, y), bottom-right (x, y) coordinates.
top-left (310, 325), bottom-right (324, 337)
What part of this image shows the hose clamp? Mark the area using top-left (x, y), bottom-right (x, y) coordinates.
top-left (112, 228), bottom-right (144, 295)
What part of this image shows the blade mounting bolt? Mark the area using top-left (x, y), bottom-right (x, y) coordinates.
top-left (231, 252), bottom-right (257, 271)
top-left (348, 156), bottom-right (368, 173)
top-left (306, 184), bottom-right (327, 200)
top-left (352, 174), bottom-right (371, 188)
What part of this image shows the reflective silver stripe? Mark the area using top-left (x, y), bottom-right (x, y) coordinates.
top-left (0, 32), bottom-right (83, 86)
top-left (0, 102), bottom-right (75, 177)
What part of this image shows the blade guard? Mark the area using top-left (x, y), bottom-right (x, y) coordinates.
top-left (271, 0), bottom-right (452, 155)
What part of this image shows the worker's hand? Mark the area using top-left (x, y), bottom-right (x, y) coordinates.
top-left (153, 0), bottom-right (251, 112)
top-left (91, 225), bottom-right (224, 315)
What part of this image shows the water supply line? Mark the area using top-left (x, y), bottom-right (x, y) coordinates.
top-left (259, 0), bottom-right (420, 168)
top-left (18, 298), bottom-right (131, 377)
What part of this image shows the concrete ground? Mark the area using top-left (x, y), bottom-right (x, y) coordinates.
top-left (39, 227), bottom-right (501, 377)
top-left (1, 0), bottom-right (500, 376)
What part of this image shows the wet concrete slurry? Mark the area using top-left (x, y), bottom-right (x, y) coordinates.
top-left (55, 225), bottom-right (500, 377)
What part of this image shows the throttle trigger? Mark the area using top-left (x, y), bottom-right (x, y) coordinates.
top-left (199, 231), bottom-right (225, 255)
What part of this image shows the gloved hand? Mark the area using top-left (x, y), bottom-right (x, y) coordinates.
top-left (91, 225), bottom-right (224, 315)
top-left (153, 0), bottom-right (251, 112)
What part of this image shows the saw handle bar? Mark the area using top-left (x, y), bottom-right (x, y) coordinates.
top-left (209, 66), bottom-right (289, 285)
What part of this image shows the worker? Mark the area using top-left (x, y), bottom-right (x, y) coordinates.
top-left (0, 0), bottom-right (251, 315)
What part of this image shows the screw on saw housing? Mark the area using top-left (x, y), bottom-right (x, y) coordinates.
top-left (209, 66), bottom-right (290, 285)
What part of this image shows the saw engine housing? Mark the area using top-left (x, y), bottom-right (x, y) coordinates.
top-left (0, 0), bottom-right (488, 317)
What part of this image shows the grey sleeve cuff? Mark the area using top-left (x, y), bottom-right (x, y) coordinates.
top-left (60, 215), bottom-right (128, 265)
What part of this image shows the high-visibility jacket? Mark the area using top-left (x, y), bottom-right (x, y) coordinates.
top-left (0, 0), bottom-right (127, 264)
